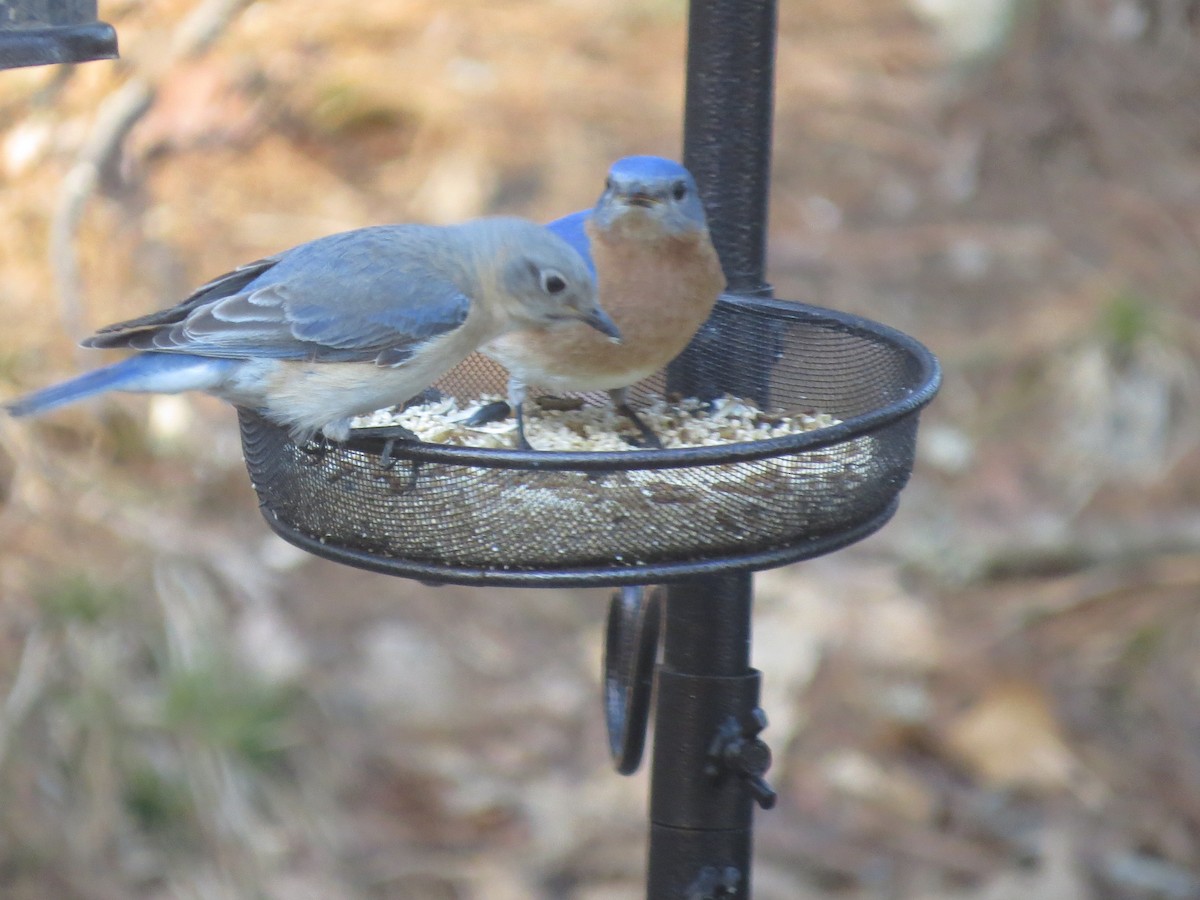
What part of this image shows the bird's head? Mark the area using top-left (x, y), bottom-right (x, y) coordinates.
top-left (500, 223), bottom-right (621, 341)
top-left (591, 156), bottom-right (708, 240)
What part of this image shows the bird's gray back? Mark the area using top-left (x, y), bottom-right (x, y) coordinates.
top-left (84, 225), bottom-right (477, 366)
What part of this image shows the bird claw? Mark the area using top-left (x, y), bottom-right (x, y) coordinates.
top-left (351, 424), bottom-right (425, 491)
top-left (624, 431), bottom-right (663, 450)
top-left (297, 434), bottom-right (336, 462)
top-left (458, 399), bottom-right (537, 451)
top-left (351, 424), bottom-right (420, 469)
top-left (619, 405), bottom-right (663, 449)
top-left (464, 398), bottom-right (660, 451)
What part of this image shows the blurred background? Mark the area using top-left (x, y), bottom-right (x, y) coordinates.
top-left (0, 0), bottom-right (1199, 897)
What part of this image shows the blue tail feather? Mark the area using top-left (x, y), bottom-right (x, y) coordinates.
top-left (6, 353), bottom-right (233, 418)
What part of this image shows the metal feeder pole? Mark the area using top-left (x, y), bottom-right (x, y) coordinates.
top-left (649, 2), bottom-right (779, 897)
top-left (682, 0), bottom-right (776, 301)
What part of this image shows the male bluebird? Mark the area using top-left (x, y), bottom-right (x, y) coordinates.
top-left (7, 216), bottom-right (618, 443)
top-left (474, 156), bottom-right (726, 449)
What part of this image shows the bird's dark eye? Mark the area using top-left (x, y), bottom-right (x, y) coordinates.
top-left (541, 270), bottom-right (568, 294)
top-left (672, 181), bottom-right (688, 201)
top-left (605, 177), bottom-right (614, 192)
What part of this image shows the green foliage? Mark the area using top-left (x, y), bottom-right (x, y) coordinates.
top-left (1119, 622), bottom-right (1164, 672)
top-left (122, 763), bottom-right (194, 836)
top-left (35, 573), bottom-right (129, 626)
top-left (310, 81), bottom-right (411, 136)
top-left (1098, 288), bottom-right (1157, 360)
top-left (12, 568), bottom-right (308, 883)
top-left (162, 658), bottom-right (298, 768)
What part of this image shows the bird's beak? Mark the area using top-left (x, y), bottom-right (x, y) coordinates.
top-left (580, 306), bottom-right (622, 342)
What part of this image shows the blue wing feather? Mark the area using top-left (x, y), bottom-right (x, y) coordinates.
top-left (82, 226), bottom-right (471, 365)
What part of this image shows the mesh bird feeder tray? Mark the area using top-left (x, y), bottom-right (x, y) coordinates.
top-left (237, 294), bottom-right (939, 587)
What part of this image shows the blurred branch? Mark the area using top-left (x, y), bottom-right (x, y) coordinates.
top-left (50, 0), bottom-right (257, 345)
top-left (974, 516), bottom-right (1200, 584)
top-left (50, 80), bottom-right (154, 343)
top-left (0, 627), bottom-right (52, 772)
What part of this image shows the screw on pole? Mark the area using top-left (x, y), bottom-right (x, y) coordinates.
top-left (705, 709), bottom-right (778, 811)
top-left (685, 865), bottom-right (743, 900)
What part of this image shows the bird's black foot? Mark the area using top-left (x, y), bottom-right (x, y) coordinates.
top-left (460, 399), bottom-right (536, 450)
top-left (351, 424), bottom-right (420, 469)
top-left (513, 402), bottom-right (540, 451)
top-left (461, 399), bottom-right (513, 427)
top-left (619, 404), bottom-right (663, 449)
top-left (297, 433), bottom-right (336, 462)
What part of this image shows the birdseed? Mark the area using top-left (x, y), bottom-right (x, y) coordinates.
top-left (350, 393), bottom-right (838, 451)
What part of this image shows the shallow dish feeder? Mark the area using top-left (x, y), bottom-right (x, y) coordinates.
top-left (238, 294), bottom-right (940, 587)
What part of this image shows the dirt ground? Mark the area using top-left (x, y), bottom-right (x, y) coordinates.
top-left (1, 1), bottom-right (1200, 897)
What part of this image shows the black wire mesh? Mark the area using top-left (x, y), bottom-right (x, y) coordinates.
top-left (238, 296), bottom-right (940, 586)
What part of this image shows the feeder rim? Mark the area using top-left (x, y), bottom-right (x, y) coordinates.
top-left (316, 296), bottom-right (941, 473)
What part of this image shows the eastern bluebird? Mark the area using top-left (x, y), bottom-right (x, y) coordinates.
top-left (8, 216), bottom-right (618, 443)
top-left (473, 156), bottom-right (726, 449)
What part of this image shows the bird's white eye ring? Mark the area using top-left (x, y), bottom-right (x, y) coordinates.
top-left (541, 270), bottom-right (568, 294)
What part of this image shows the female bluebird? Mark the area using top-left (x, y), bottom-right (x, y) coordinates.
top-left (475, 156), bottom-right (726, 448)
top-left (7, 216), bottom-right (618, 443)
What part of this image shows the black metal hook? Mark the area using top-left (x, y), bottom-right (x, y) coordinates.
top-left (603, 585), bottom-right (663, 775)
